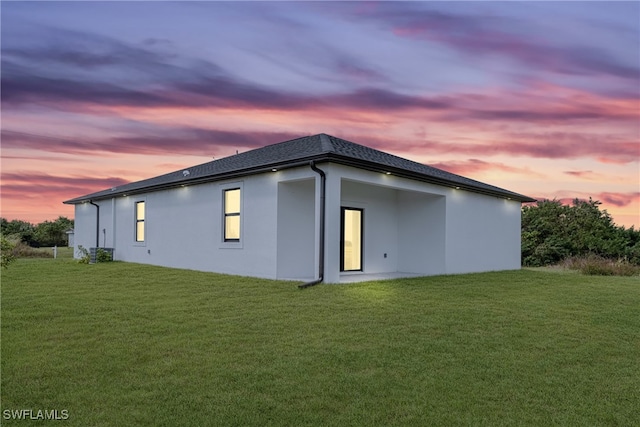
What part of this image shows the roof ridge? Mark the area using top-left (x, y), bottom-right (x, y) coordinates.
top-left (64, 132), bottom-right (535, 204)
top-left (318, 133), bottom-right (335, 153)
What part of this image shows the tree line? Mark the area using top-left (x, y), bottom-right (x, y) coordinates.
top-left (1, 199), bottom-right (639, 268)
top-left (521, 199), bottom-right (640, 266)
top-left (0, 216), bottom-right (74, 248)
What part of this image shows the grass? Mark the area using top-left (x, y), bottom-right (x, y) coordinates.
top-left (2, 260), bottom-right (639, 426)
top-left (8, 242), bottom-right (74, 259)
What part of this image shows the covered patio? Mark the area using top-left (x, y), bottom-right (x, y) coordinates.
top-left (339, 272), bottom-right (425, 283)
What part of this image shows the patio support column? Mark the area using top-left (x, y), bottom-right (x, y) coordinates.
top-left (323, 165), bottom-right (341, 283)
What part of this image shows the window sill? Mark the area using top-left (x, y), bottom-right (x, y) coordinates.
top-left (220, 241), bottom-right (243, 249)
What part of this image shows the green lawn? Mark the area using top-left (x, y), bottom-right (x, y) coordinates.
top-left (1, 260), bottom-right (638, 426)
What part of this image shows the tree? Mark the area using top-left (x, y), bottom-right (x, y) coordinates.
top-left (33, 216), bottom-right (74, 247)
top-left (0, 216), bottom-right (74, 247)
top-left (521, 198), bottom-right (640, 266)
top-left (0, 219), bottom-right (35, 246)
top-left (521, 200), bottom-right (571, 266)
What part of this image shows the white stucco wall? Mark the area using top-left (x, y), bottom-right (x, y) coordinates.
top-left (397, 191), bottom-right (446, 275)
top-left (341, 179), bottom-right (400, 274)
top-left (74, 167), bottom-right (319, 279)
top-left (321, 164), bottom-right (521, 281)
top-left (445, 191), bottom-right (522, 274)
top-left (277, 178), bottom-right (316, 280)
top-left (321, 164), bottom-right (449, 282)
top-left (73, 161), bottom-right (522, 282)
top-left (73, 201), bottom-right (99, 257)
top-left (66, 232), bottom-right (75, 248)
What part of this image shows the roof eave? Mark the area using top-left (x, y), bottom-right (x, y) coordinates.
top-left (63, 155), bottom-right (329, 205)
top-left (63, 153), bottom-right (535, 205)
top-left (325, 155), bottom-right (536, 203)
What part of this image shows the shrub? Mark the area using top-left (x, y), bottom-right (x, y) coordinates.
top-left (581, 263), bottom-right (614, 276)
top-left (11, 240), bottom-right (51, 258)
top-left (561, 255), bottom-right (640, 277)
top-left (96, 248), bottom-right (113, 263)
top-left (1, 235), bottom-right (16, 268)
top-left (75, 246), bottom-right (113, 263)
top-left (76, 245), bottom-right (90, 264)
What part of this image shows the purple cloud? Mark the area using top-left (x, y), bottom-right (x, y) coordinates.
top-left (0, 128), bottom-right (301, 156)
top-left (351, 3), bottom-right (639, 81)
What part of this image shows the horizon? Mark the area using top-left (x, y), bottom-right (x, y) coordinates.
top-left (1, 2), bottom-right (638, 228)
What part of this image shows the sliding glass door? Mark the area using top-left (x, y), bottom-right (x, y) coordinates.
top-left (341, 207), bottom-right (363, 272)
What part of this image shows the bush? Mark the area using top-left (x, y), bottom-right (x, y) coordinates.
top-left (76, 245), bottom-right (90, 264)
top-left (96, 248), bottom-right (113, 263)
top-left (1, 234), bottom-right (56, 268)
top-left (560, 255), bottom-right (640, 277)
top-left (1, 235), bottom-right (16, 268)
top-left (11, 241), bottom-right (52, 258)
top-left (75, 246), bottom-right (113, 263)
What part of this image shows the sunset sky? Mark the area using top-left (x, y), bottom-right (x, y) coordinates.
top-left (1, 1), bottom-right (638, 228)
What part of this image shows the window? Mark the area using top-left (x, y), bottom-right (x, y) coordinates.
top-left (135, 201), bottom-right (145, 242)
top-left (224, 188), bottom-right (241, 241)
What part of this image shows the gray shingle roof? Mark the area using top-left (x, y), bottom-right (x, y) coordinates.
top-left (64, 133), bottom-right (535, 204)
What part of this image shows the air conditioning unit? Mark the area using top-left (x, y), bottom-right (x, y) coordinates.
top-left (89, 247), bottom-right (114, 264)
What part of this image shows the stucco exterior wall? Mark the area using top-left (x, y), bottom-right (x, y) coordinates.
top-left (73, 201), bottom-right (100, 256)
top-left (73, 161), bottom-right (522, 282)
top-left (276, 178), bottom-right (316, 281)
top-left (73, 166), bottom-right (318, 279)
top-left (321, 164), bottom-right (447, 282)
top-left (341, 179), bottom-right (399, 275)
top-left (321, 163), bottom-right (521, 281)
top-left (445, 191), bottom-right (522, 274)
top-left (397, 191), bottom-right (446, 275)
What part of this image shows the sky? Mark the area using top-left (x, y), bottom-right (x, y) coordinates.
top-left (1, 1), bottom-right (639, 228)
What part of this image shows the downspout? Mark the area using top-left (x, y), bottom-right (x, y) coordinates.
top-left (299, 161), bottom-right (326, 289)
top-left (112, 197), bottom-right (116, 257)
top-left (89, 201), bottom-right (100, 248)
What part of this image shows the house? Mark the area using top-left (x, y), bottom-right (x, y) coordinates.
top-left (66, 229), bottom-right (75, 247)
top-left (64, 133), bottom-right (535, 284)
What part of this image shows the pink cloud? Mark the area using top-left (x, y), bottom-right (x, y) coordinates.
top-left (564, 170), bottom-right (596, 178)
top-left (1, 172), bottom-right (128, 202)
top-left (530, 192), bottom-right (640, 211)
top-left (599, 192), bottom-right (640, 208)
top-left (360, 133), bottom-right (639, 164)
top-left (428, 158), bottom-right (544, 178)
